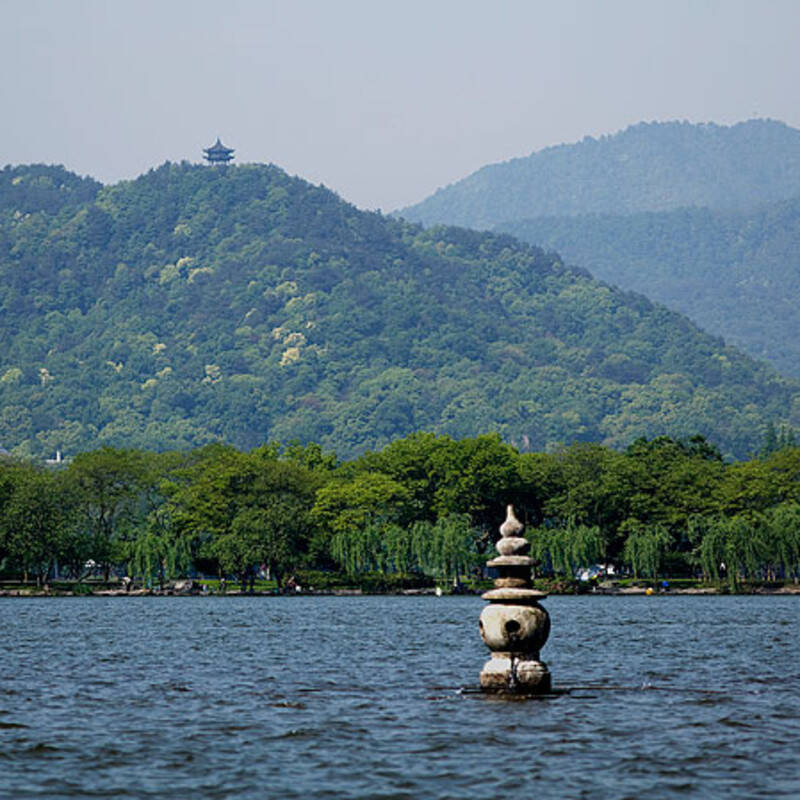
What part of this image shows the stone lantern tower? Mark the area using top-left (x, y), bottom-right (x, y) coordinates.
top-left (479, 505), bottom-right (551, 693)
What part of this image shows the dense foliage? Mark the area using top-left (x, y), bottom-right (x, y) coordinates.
top-left (398, 119), bottom-right (800, 228)
top-left (2, 433), bottom-right (799, 589)
top-left (496, 198), bottom-right (800, 378)
top-left (1, 161), bottom-right (798, 460)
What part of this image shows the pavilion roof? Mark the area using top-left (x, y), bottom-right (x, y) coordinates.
top-left (203, 138), bottom-right (235, 155)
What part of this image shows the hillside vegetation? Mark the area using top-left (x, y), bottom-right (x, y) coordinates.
top-left (399, 119), bottom-right (800, 228)
top-left (497, 198), bottom-right (800, 378)
top-left (1, 162), bottom-right (798, 460)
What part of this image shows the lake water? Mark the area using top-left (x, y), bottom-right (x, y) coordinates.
top-left (1, 595), bottom-right (798, 799)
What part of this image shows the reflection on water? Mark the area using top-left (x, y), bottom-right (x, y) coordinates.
top-left (1, 595), bottom-right (798, 798)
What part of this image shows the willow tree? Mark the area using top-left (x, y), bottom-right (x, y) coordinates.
top-left (330, 519), bottom-right (387, 576)
top-left (528, 521), bottom-right (605, 578)
top-left (621, 521), bottom-right (671, 582)
top-left (383, 523), bottom-right (414, 575)
top-left (697, 515), bottom-right (767, 589)
top-left (328, 514), bottom-right (479, 583)
top-left (763, 503), bottom-right (800, 582)
top-left (410, 513), bottom-right (480, 584)
top-left (130, 529), bottom-right (191, 589)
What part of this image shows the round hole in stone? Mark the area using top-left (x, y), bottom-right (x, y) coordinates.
top-left (505, 619), bottom-right (521, 635)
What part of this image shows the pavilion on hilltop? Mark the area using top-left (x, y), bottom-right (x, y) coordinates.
top-left (203, 138), bottom-right (235, 164)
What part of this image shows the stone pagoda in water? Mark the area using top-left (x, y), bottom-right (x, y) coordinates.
top-left (479, 505), bottom-right (551, 693)
top-left (203, 138), bottom-right (235, 164)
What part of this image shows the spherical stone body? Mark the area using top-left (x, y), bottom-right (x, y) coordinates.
top-left (478, 602), bottom-right (550, 654)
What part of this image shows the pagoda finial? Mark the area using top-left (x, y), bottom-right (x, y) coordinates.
top-left (499, 504), bottom-right (524, 538)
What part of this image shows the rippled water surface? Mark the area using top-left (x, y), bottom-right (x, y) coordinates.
top-left (1, 595), bottom-right (799, 799)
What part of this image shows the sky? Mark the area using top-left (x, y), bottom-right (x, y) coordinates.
top-left (3, 0), bottom-right (800, 211)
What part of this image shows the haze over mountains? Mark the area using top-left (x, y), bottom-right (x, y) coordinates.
top-left (399, 120), bottom-right (800, 226)
top-left (400, 119), bottom-right (800, 379)
top-left (496, 200), bottom-right (800, 378)
top-left (1, 161), bottom-right (796, 461)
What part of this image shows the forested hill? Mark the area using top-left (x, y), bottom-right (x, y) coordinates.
top-left (496, 198), bottom-right (800, 379)
top-left (398, 119), bottom-right (800, 228)
top-left (0, 165), bottom-right (101, 214)
top-left (1, 161), bottom-right (798, 460)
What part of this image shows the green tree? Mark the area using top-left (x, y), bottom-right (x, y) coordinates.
top-left (621, 520), bottom-right (671, 582)
top-left (169, 444), bottom-right (320, 586)
top-left (541, 443), bottom-right (629, 550)
top-left (330, 518), bottom-right (387, 576)
top-left (516, 451), bottom-right (562, 528)
top-left (412, 513), bottom-right (481, 584)
top-left (65, 447), bottom-right (153, 579)
top-left (363, 432), bottom-right (452, 523)
top-left (696, 515), bottom-right (767, 589)
top-left (761, 421), bottom-right (779, 459)
top-left (762, 503), bottom-right (800, 583)
top-left (128, 450), bottom-right (192, 587)
top-left (529, 520), bottom-right (605, 577)
top-left (429, 434), bottom-right (522, 533)
top-left (1, 465), bottom-right (75, 584)
top-left (312, 471), bottom-right (412, 537)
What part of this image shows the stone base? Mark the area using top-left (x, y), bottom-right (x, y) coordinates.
top-left (479, 654), bottom-right (551, 694)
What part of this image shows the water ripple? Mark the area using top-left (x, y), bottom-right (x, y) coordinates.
top-left (1, 595), bottom-right (799, 799)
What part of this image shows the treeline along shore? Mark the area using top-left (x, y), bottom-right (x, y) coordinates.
top-left (2, 431), bottom-right (800, 595)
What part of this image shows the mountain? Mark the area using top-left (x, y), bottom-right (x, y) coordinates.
top-left (1, 162), bottom-right (797, 460)
top-left (0, 164), bottom-right (101, 214)
top-left (398, 119), bottom-right (800, 228)
top-left (496, 198), bottom-right (800, 379)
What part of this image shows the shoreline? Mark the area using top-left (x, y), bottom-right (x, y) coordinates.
top-left (2, 585), bottom-right (799, 598)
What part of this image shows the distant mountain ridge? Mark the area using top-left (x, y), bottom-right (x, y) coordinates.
top-left (398, 119), bottom-right (800, 228)
top-left (496, 197), bottom-right (800, 379)
top-left (1, 162), bottom-right (798, 460)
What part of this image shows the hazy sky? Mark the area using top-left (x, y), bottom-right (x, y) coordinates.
top-left (3, 0), bottom-right (800, 210)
